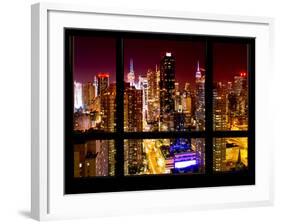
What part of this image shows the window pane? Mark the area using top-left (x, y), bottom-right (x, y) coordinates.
top-left (213, 137), bottom-right (248, 172)
top-left (74, 140), bottom-right (116, 177)
top-left (124, 138), bottom-right (205, 175)
top-left (73, 36), bottom-right (116, 133)
top-left (213, 42), bottom-right (249, 131)
top-left (124, 38), bottom-right (206, 132)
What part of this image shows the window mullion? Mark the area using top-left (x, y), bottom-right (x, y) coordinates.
top-left (115, 37), bottom-right (125, 177)
top-left (205, 39), bottom-right (214, 174)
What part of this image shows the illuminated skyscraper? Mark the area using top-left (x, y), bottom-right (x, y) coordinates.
top-left (124, 85), bottom-right (144, 175)
top-left (234, 73), bottom-right (248, 129)
top-left (227, 90), bottom-right (237, 127)
top-left (195, 61), bottom-right (205, 130)
top-left (181, 82), bottom-right (192, 129)
top-left (213, 83), bottom-right (228, 171)
top-left (175, 82), bottom-right (180, 92)
top-left (227, 73), bottom-right (248, 130)
top-left (213, 82), bottom-right (227, 130)
top-left (100, 84), bottom-right (116, 175)
top-left (175, 97), bottom-right (182, 113)
top-left (234, 73), bottom-right (247, 97)
top-left (96, 140), bottom-right (113, 176)
top-left (194, 61), bottom-right (205, 172)
top-left (97, 73), bottom-right (109, 96)
top-left (100, 83), bottom-right (116, 132)
top-left (74, 81), bottom-right (83, 110)
top-left (147, 67), bottom-right (160, 128)
top-left (182, 92), bottom-right (192, 113)
top-left (127, 58), bottom-right (135, 87)
top-left (137, 75), bottom-right (148, 123)
top-left (160, 52), bottom-right (176, 131)
top-left (124, 86), bottom-right (143, 132)
top-left (93, 75), bottom-right (98, 97)
top-left (213, 138), bottom-right (226, 172)
top-left (82, 82), bottom-right (96, 110)
top-left (174, 82), bottom-right (182, 113)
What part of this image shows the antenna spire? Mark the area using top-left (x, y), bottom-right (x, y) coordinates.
top-left (197, 60), bottom-right (200, 72)
top-left (195, 60), bottom-right (202, 78)
top-left (130, 58), bottom-right (134, 73)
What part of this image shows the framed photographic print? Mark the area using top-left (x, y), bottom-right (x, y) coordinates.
top-left (31, 2), bottom-right (274, 221)
top-left (65, 29), bottom-right (255, 194)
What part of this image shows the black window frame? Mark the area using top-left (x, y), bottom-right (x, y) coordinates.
top-left (64, 28), bottom-right (255, 194)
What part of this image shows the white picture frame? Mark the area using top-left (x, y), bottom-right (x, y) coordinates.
top-left (31, 2), bottom-right (274, 221)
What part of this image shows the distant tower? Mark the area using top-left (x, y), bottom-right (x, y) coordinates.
top-left (74, 81), bottom-right (83, 110)
top-left (138, 75), bottom-right (148, 122)
top-left (147, 67), bottom-right (160, 127)
top-left (159, 52), bottom-right (176, 131)
top-left (97, 73), bottom-right (109, 96)
top-left (127, 58), bottom-right (135, 87)
top-left (194, 60), bottom-right (205, 172)
top-left (93, 75), bottom-right (98, 97)
top-left (124, 86), bottom-right (144, 175)
top-left (234, 72), bottom-right (248, 120)
top-left (195, 60), bottom-right (205, 130)
top-left (100, 83), bottom-right (116, 175)
top-left (195, 61), bottom-right (202, 79)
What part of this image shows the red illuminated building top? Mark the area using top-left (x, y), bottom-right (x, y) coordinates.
top-left (240, 72), bottom-right (247, 77)
top-left (98, 73), bottom-right (110, 78)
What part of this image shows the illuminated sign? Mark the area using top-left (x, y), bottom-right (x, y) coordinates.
top-left (174, 160), bottom-right (197, 169)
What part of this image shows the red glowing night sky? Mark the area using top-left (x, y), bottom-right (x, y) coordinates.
top-left (73, 36), bottom-right (248, 86)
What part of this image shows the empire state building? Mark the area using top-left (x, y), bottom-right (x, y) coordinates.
top-left (195, 61), bottom-right (205, 130)
top-left (194, 60), bottom-right (205, 172)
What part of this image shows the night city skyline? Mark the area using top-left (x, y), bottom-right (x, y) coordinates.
top-left (71, 34), bottom-right (249, 178)
top-left (73, 36), bottom-right (247, 85)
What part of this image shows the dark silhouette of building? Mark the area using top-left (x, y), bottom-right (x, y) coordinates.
top-left (159, 52), bottom-right (176, 131)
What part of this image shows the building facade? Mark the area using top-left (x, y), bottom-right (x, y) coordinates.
top-left (159, 52), bottom-right (176, 131)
